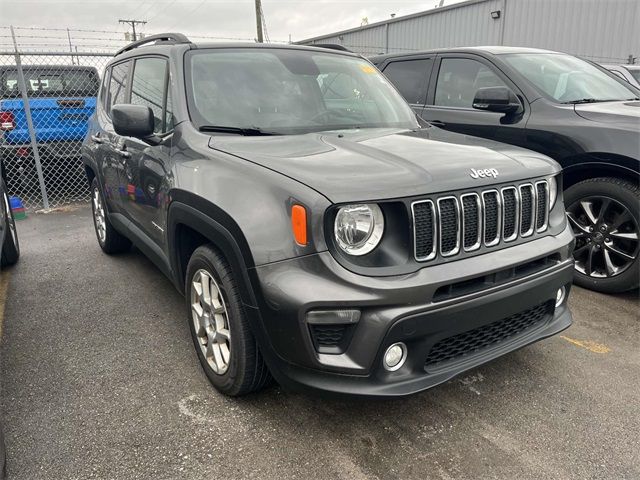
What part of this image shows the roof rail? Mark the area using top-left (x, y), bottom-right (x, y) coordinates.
top-left (115, 33), bottom-right (191, 56)
top-left (311, 44), bottom-right (353, 53)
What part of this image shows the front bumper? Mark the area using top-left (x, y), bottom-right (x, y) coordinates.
top-left (250, 225), bottom-right (575, 397)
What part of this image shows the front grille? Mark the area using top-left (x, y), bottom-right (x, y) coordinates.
top-left (424, 301), bottom-right (554, 370)
top-left (413, 180), bottom-right (551, 262)
top-left (536, 181), bottom-right (549, 231)
top-left (483, 191), bottom-right (500, 246)
top-left (412, 200), bottom-right (436, 261)
top-left (461, 194), bottom-right (480, 251)
top-left (520, 184), bottom-right (534, 236)
top-left (502, 187), bottom-right (518, 241)
top-left (438, 197), bottom-right (460, 256)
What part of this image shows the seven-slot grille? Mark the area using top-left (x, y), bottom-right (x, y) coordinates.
top-left (412, 180), bottom-right (550, 262)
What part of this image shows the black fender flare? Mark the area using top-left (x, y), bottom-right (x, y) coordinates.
top-left (561, 153), bottom-right (639, 188)
top-left (166, 190), bottom-right (258, 307)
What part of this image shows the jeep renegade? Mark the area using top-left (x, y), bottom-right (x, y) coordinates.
top-left (82, 34), bottom-right (575, 397)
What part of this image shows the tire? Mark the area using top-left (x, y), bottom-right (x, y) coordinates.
top-left (185, 244), bottom-right (271, 396)
top-left (1, 188), bottom-right (20, 268)
top-left (90, 177), bottom-right (131, 254)
top-left (565, 177), bottom-right (639, 293)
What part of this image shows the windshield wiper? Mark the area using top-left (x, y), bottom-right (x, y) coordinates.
top-left (562, 98), bottom-right (604, 104)
top-left (199, 125), bottom-right (277, 136)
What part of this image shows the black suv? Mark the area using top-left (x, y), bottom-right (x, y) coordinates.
top-left (372, 47), bottom-right (640, 293)
top-left (82, 34), bottom-right (574, 397)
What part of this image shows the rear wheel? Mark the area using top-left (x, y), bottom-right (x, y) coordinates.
top-left (565, 177), bottom-right (639, 293)
top-left (186, 244), bottom-right (270, 396)
top-left (1, 188), bottom-right (20, 267)
top-left (91, 177), bottom-right (131, 254)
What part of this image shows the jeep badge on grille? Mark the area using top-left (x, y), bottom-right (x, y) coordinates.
top-left (470, 168), bottom-right (499, 179)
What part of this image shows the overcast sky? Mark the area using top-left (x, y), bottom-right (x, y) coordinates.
top-left (0, 0), bottom-right (465, 48)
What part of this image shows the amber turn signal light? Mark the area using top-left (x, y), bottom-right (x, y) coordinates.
top-left (291, 204), bottom-right (308, 246)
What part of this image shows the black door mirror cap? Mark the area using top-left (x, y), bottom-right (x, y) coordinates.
top-left (112, 104), bottom-right (155, 139)
top-left (472, 86), bottom-right (523, 114)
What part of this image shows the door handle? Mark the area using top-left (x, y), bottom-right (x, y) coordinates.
top-left (429, 120), bottom-right (446, 127)
top-left (90, 134), bottom-right (103, 144)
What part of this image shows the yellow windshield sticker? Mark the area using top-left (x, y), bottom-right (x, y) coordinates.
top-left (359, 64), bottom-right (376, 74)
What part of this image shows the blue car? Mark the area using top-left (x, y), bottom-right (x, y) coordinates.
top-left (0, 65), bottom-right (99, 192)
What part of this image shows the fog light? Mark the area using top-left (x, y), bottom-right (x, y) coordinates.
top-left (383, 342), bottom-right (407, 371)
top-left (555, 286), bottom-right (566, 307)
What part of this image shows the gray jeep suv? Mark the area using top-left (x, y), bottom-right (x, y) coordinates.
top-left (82, 34), bottom-right (574, 397)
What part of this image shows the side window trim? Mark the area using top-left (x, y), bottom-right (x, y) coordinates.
top-left (426, 54), bottom-right (526, 111)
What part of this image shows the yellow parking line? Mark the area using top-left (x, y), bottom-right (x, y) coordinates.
top-left (0, 271), bottom-right (9, 339)
top-left (560, 335), bottom-right (611, 354)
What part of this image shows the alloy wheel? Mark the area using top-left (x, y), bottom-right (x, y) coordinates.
top-left (92, 186), bottom-right (107, 244)
top-left (190, 269), bottom-right (232, 375)
top-left (567, 196), bottom-right (639, 278)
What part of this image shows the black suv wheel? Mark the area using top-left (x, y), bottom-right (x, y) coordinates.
top-left (566, 177), bottom-right (639, 293)
top-left (185, 244), bottom-right (271, 396)
top-left (1, 187), bottom-right (20, 268)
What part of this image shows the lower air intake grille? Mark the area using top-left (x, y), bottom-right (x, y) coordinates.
top-left (309, 324), bottom-right (355, 354)
top-left (424, 301), bottom-right (553, 370)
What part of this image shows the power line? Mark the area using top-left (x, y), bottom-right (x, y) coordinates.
top-left (147, 0), bottom-right (179, 23)
top-left (118, 19), bottom-right (147, 41)
top-left (166, 0), bottom-right (208, 30)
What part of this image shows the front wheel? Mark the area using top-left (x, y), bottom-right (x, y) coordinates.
top-left (91, 177), bottom-right (131, 254)
top-left (565, 177), bottom-right (639, 293)
top-left (186, 244), bottom-right (270, 396)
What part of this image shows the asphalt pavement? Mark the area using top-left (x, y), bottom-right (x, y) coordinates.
top-left (0, 207), bottom-right (638, 480)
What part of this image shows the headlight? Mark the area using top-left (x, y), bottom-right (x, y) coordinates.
top-left (334, 204), bottom-right (384, 256)
top-left (548, 175), bottom-right (558, 209)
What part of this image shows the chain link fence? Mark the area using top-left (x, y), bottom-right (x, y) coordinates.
top-left (0, 51), bottom-right (111, 210)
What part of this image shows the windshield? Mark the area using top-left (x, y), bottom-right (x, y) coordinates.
top-left (501, 53), bottom-right (638, 103)
top-left (186, 48), bottom-right (419, 134)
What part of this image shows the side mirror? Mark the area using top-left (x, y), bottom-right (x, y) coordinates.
top-left (111, 104), bottom-right (154, 139)
top-left (472, 86), bottom-right (522, 114)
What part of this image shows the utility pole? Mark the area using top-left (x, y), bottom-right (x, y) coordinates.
top-left (119, 19), bottom-right (147, 41)
top-left (254, 0), bottom-right (264, 43)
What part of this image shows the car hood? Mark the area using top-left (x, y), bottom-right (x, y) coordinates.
top-left (208, 127), bottom-right (560, 203)
top-left (574, 100), bottom-right (640, 128)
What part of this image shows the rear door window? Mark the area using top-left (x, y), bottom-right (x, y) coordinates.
top-left (382, 59), bottom-right (432, 105)
top-left (107, 61), bottom-right (130, 114)
top-left (434, 58), bottom-right (507, 108)
top-left (130, 57), bottom-right (170, 134)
